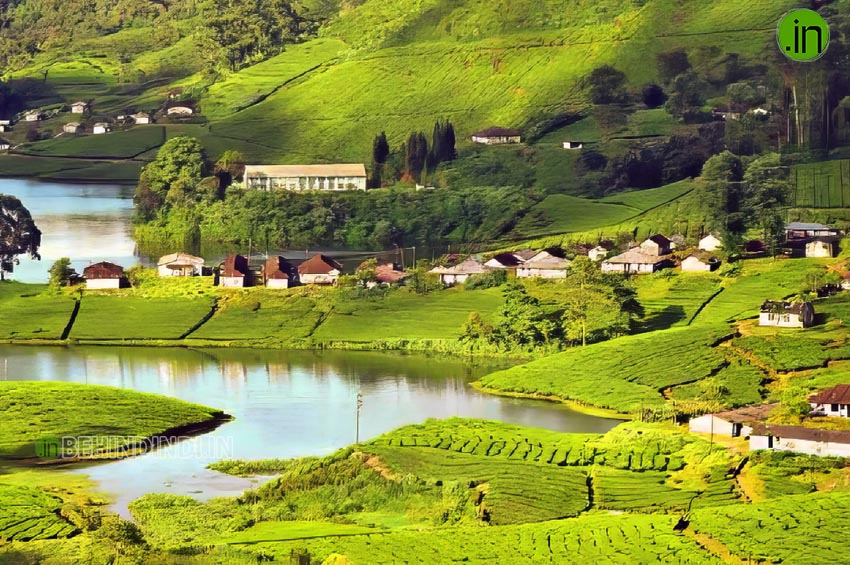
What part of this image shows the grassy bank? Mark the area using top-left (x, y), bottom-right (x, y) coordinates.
top-left (0, 381), bottom-right (229, 459)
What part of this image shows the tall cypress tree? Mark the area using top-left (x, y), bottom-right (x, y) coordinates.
top-left (370, 131), bottom-right (390, 188)
top-left (406, 131), bottom-right (428, 183)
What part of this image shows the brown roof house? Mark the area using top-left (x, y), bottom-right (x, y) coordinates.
top-left (375, 263), bottom-right (408, 285)
top-left (470, 127), bottom-right (521, 145)
top-left (759, 300), bottom-right (815, 329)
top-left (688, 404), bottom-right (774, 438)
top-left (299, 254), bottom-right (343, 285)
top-left (516, 249), bottom-right (571, 279)
top-left (220, 255), bottom-right (251, 288)
top-left (263, 256), bottom-right (296, 288)
top-left (83, 261), bottom-right (126, 289)
top-left (750, 424), bottom-right (850, 457)
top-left (809, 384), bottom-right (850, 418)
top-left (602, 249), bottom-right (669, 274)
top-left (158, 253), bottom-right (204, 277)
top-left (429, 258), bottom-right (489, 286)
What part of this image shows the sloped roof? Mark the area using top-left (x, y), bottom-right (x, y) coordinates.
top-left (524, 256), bottom-right (571, 270)
top-left (603, 249), bottom-right (666, 265)
top-left (83, 261), bottom-right (124, 279)
top-left (298, 254), bottom-right (343, 275)
top-left (158, 252), bottom-right (204, 267)
top-left (487, 252), bottom-right (522, 267)
top-left (785, 222), bottom-right (833, 231)
top-left (264, 256), bottom-right (293, 279)
top-left (709, 404), bottom-right (775, 424)
top-left (760, 300), bottom-right (813, 316)
top-left (513, 249), bottom-right (537, 262)
top-left (472, 126), bottom-right (521, 138)
top-left (751, 424), bottom-right (850, 444)
top-left (429, 258), bottom-right (489, 275)
top-left (809, 384), bottom-right (850, 405)
top-left (645, 234), bottom-right (672, 247)
top-left (222, 255), bottom-right (248, 278)
top-left (245, 164), bottom-right (367, 178)
top-left (375, 263), bottom-right (408, 283)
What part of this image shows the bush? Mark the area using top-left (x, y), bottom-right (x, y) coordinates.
top-left (464, 269), bottom-right (507, 290)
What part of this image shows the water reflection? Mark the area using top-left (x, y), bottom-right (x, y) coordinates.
top-left (0, 345), bottom-right (619, 516)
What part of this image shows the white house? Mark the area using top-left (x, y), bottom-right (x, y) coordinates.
top-left (298, 254), bottom-right (343, 285)
top-left (785, 222), bottom-right (840, 239)
top-left (264, 256), bottom-right (295, 288)
top-left (0, 139), bottom-right (9, 151)
top-left (63, 122), bottom-right (82, 134)
top-left (0, 119), bottom-right (12, 126)
top-left (220, 255), bottom-right (251, 288)
top-left (24, 111), bottom-right (43, 122)
top-left (759, 300), bottom-right (815, 329)
top-left (640, 235), bottom-right (673, 256)
top-left (429, 258), bottom-right (489, 286)
top-left (167, 106), bottom-right (194, 116)
top-left (470, 127), bottom-right (521, 145)
top-left (83, 261), bottom-right (126, 289)
top-left (750, 425), bottom-right (850, 457)
top-left (602, 249), bottom-right (668, 274)
top-left (806, 238), bottom-right (837, 258)
top-left (484, 252), bottom-right (523, 269)
top-left (157, 253), bottom-right (204, 277)
top-left (92, 123), bottom-right (111, 135)
top-left (562, 141), bottom-right (584, 149)
top-left (132, 112), bottom-right (152, 124)
top-left (698, 234), bottom-right (722, 252)
top-left (0, 125), bottom-right (8, 133)
top-left (516, 250), bottom-right (570, 279)
top-left (681, 254), bottom-right (720, 272)
top-left (809, 384), bottom-right (850, 418)
top-left (588, 246), bottom-right (608, 262)
top-left (688, 404), bottom-right (773, 438)
top-left (70, 101), bottom-right (89, 114)
top-left (245, 164), bottom-right (368, 192)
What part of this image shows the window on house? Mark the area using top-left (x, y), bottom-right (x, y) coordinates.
top-left (832, 404), bottom-right (839, 412)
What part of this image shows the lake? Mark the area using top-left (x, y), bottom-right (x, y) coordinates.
top-left (0, 345), bottom-right (619, 517)
top-left (0, 178), bottom-right (141, 283)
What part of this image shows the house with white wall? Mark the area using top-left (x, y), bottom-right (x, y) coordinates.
top-left (750, 425), bottom-right (850, 457)
top-left (809, 384), bottom-right (850, 418)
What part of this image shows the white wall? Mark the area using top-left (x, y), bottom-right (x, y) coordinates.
top-left (266, 279), bottom-right (289, 289)
top-left (516, 268), bottom-right (567, 279)
top-left (220, 276), bottom-right (245, 288)
top-left (681, 257), bottom-right (711, 272)
top-left (86, 278), bottom-right (121, 289)
top-left (688, 415), bottom-right (752, 437)
top-left (759, 312), bottom-right (804, 328)
top-left (301, 273), bottom-right (339, 285)
top-left (752, 435), bottom-right (850, 457)
top-left (601, 262), bottom-right (656, 274)
top-left (806, 242), bottom-right (834, 258)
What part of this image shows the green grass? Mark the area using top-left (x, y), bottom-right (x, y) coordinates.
top-left (592, 467), bottom-right (736, 513)
top-left (793, 159), bottom-right (850, 209)
top-left (0, 381), bottom-right (224, 458)
top-left (224, 512), bottom-right (721, 564)
top-left (312, 287), bottom-right (504, 342)
top-left (634, 271), bottom-right (722, 332)
top-left (0, 484), bottom-right (78, 541)
top-left (191, 291), bottom-right (322, 341)
top-left (22, 126), bottom-right (166, 159)
top-left (479, 325), bottom-right (729, 413)
top-left (513, 194), bottom-right (642, 237)
top-left (692, 490), bottom-right (850, 564)
top-left (733, 334), bottom-right (850, 372)
top-left (70, 295), bottom-right (213, 340)
top-left (0, 282), bottom-right (76, 340)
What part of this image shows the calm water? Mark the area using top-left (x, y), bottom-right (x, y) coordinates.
top-left (0, 178), bottom-right (142, 283)
top-left (0, 345), bottom-right (618, 517)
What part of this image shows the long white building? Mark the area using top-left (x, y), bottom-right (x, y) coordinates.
top-left (244, 164), bottom-right (368, 192)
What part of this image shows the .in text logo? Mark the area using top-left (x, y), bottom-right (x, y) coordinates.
top-left (777, 9), bottom-right (830, 62)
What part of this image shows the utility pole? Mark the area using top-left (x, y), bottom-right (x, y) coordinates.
top-left (355, 388), bottom-right (363, 444)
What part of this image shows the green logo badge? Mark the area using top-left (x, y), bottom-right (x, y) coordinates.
top-left (777, 9), bottom-right (830, 62)
top-left (35, 435), bottom-right (62, 460)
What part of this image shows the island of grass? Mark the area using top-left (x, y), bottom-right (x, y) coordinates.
top-left (0, 381), bottom-right (230, 459)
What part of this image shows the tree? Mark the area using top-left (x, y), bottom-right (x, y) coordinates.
top-left (372, 132), bottom-right (390, 165)
top-left (0, 195), bottom-right (40, 280)
top-left (699, 151), bottom-right (746, 254)
top-left (762, 211), bottom-right (786, 259)
top-left (657, 50), bottom-right (691, 84)
top-left (48, 258), bottom-right (75, 288)
top-left (642, 84), bottom-right (667, 109)
top-left (136, 136), bottom-right (207, 213)
top-left (561, 257), bottom-right (633, 346)
top-left (585, 65), bottom-right (628, 104)
top-left (665, 71), bottom-right (707, 121)
top-left (493, 283), bottom-right (559, 348)
top-left (461, 312), bottom-right (494, 344)
top-left (405, 131), bottom-right (428, 183)
top-left (214, 149), bottom-right (245, 190)
top-left (354, 258), bottom-right (377, 286)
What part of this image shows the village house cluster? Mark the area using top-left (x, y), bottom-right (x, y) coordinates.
top-left (690, 384), bottom-right (850, 458)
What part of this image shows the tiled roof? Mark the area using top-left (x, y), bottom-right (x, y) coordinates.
top-left (298, 254), bottom-right (343, 275)
top-left (83, 261), bottom-right (124, 279)
top-left (222, 255), bottom-right (248, 278)
top-left (603, 249), bottom-right (665, 265)
top-left (472, 126), bottom-right (521, 137)
top-left (809, 384), bottom-right (850, 405)
top-left (751, 424), bottom-right (850, 444)
top-left (245, 164), bottom-right (367, 178)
